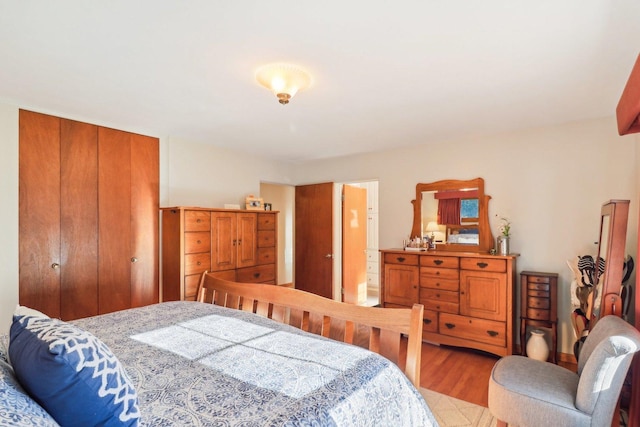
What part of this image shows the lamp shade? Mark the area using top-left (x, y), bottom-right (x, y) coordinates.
top-left (255, 63), bottom-right (311, 105)
top-left (425, 221), bottom-right (439, 233)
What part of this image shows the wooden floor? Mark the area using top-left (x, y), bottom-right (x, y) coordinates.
top-left (420, 342), bottom-right (577, 407)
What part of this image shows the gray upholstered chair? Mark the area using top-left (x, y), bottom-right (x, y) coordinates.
top-left (488, 315), bottom-right (640, 427)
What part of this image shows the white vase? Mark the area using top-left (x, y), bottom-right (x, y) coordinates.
top-left (526, 329), bottom-right (550, 362)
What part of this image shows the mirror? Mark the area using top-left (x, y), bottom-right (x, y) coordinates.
top-left (591, 200), bottom-right (630, 325)
top-left (411, 178), bottom-right (494, 253)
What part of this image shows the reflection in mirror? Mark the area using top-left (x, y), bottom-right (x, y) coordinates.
top-left (590, 214), bottom-right (610, 321)
top-left (421, 189), bottom-right (479, 245)
top-left (411, 178), bottom-right (494, 253)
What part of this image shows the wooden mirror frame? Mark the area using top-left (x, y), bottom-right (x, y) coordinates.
top-left (411, 177), bottom-right (494, 253)
top-left (592, 199), bottom-right (630, 324)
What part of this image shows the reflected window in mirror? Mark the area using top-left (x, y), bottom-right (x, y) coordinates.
top-left (412, 178), bottom-right (494, 253)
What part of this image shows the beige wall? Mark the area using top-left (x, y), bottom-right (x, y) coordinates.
top-left (0, 104), bottom-right (18, 332)
top-left (291, 117), bottom-right (638, 354)
top-left (260, 183), bottom-right (294, 285)
top-left (1, 100), bottom-right (637, 356)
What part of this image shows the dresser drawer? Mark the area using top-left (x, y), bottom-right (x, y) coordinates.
top-left (420, 288), bottom-right (458, 303)
top-left (184, 252), bottom-right (210, 275)
top-left (420, 277), bottom-right (459, 291)
top-left (526, 308), bottom-right (551, 320)
top-left (237, 264), bottom-right (275, 283)
top-left (257, 230), bottom-right (276, 247)
top-left (439, 313), bottom-right (506, 347)
top-left (367, 250), bottom-right (380, 262)
top-left (184, 274), bottom-right (202, 301)
top-left (527, 296), bottom-right (550, 309)
top-left (184, 231), bottom-right (211, 254)
top-left (420, 298), bottom-right (459, 314)
top-left (258, 214), bottom-right (276, 230)
top-left (420, 266), bottom-right (459, 280)
top-left (185, 211), bottom-right (211, 232)
top-left (256, 247), bottom-right (275, 265)
top-left (460, 257), bottom-right (506, 273)
top-left (420, 256), bottom-right (459, 269)
top-left (384, 253), bottom-right (419, 265)
top-left (422, 309), bottom-right (438, 333)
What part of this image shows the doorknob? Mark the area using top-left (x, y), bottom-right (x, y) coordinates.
top-left (51, 263), bottom-right (60, 270)
top-left (325, 254), bottom-right (333, 258)
top-left (131, 257), bottom-right (138, 263)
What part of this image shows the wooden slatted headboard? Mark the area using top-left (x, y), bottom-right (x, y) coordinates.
top-left (196, 272), bottom-right (424, 388)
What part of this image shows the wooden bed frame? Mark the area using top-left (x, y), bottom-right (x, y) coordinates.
top-left (197, 272), bottom-right (425, 388)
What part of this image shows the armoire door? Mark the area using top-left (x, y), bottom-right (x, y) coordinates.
top-left (211, 211), bottom-right (237, 271)
top-left (236, 213), bottom-right (258, 268)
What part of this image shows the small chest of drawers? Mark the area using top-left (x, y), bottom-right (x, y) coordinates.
top-left (520, 271), bottom-right (558, 363)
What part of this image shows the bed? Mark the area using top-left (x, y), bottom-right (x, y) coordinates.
top-left (1, 274), bottom-right (437, 426)
top-left (446, 224), bottom-right (480, 245)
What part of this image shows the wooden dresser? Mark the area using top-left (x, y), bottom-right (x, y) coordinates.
top-left (381, 249), bottom-right (517, 356)
top-left (161, 207), bottom-right (278, 301)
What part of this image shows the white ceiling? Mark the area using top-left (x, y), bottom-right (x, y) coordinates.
top-left (1, 1), bottom-right (639, 163)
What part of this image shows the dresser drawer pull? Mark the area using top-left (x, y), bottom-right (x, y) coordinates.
top-left (487, 330), bottom-right (499, 337)
top-left (196, 218), bottom-right (202, 223)
top-left (423, 319), bottom-right (432, 325)
top-left (197, 240), bottom-right (201, 244)
top-left (253, 273), bottom-right (261, 278)
top-left (397, 257), bottom-right (406, 262)
top-left (434, 260), bottom-right (443, 265)
top-left (197, 261), bottom-right (201, 266)
top-left (477, 262), bottom-right (488, 269)
top-left (444, 323), bottom-right (455, 329)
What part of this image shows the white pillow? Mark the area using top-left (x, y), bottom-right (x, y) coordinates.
top-left (13, 305), bottom-right (49, 319)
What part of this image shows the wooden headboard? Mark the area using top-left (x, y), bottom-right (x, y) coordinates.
top-left (197, 272), bottom-right (425, 388)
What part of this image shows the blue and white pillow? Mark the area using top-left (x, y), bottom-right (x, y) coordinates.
top-left (9, 315), bottom-right (140, 427)
top-left (0, 359), bottom-right (59, 426)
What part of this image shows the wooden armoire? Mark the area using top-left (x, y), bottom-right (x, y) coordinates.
top-left (19, 110), bottom-right (159, 320)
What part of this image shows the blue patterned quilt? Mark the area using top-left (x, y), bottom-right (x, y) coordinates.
top-left (70, 301), bottom-right (437, 426)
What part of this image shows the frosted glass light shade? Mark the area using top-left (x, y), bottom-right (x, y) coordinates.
top-left (255, 63), bottom-right (311, 105)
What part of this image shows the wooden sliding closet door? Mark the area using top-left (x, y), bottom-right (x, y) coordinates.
top-left (60, 120), bottom-right (99, 319)
top-left (98, 128), bottom-right (132, 314)
top-left (19, 110), bottom-right (159, 320)
top-left (130, 134), bottom-right (159, 307)
top-left (19, 110), bottom-right (61, 318)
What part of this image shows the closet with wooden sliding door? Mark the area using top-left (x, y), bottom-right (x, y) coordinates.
top-left (19, 110), bottom-right (159, 320)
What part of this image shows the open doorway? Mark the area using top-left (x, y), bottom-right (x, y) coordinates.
top-left (260, 179), bottom-right (379, 306)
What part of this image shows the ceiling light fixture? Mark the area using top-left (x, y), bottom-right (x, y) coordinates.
top-left (255, 63), bottom-right (311, 105)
